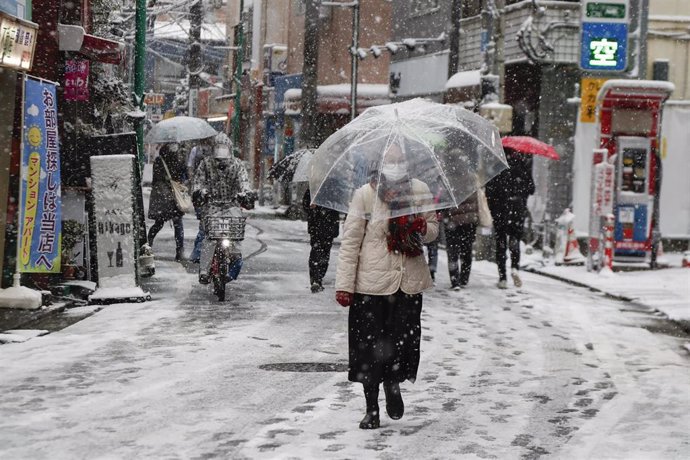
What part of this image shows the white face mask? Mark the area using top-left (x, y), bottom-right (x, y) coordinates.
top-left (381, 162), bottom-right (408, 182)
top-left (214, 145), bottom-right (230, 159)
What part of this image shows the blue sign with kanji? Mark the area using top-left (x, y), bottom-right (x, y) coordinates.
top-left (580, 22), bottom-right (628, 71)
top-left (19, 77), bottom-right (62, 273)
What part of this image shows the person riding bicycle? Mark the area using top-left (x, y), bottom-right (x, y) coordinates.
top-left (192, 133), bottom-right (256, 284)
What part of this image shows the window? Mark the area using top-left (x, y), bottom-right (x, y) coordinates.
top-left (412, 0), bottom-right (439, 16)
top-left (462, 0), bottom-right (482, 18)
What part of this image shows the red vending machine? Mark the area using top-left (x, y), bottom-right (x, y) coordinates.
top-left (592, 80), bottom-right (674, 265)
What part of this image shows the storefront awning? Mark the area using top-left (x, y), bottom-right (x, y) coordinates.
top-left (445, 70), bottom-right (481, 90)
top-left (283, 84), bottom-right (390, 115)
top-left (58, 24), bottom-right (125, 65)
top-left (79, 34), bottom-right (125, 65)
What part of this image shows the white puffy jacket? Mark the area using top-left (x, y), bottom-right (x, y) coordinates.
top-left (335, 180), bottom-right (439, 296)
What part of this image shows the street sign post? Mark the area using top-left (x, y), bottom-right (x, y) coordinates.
top-left (580, 0), bottom-right (629, 72)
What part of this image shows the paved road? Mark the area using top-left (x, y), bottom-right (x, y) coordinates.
top-left (0, 216), bottom-right (688, 459)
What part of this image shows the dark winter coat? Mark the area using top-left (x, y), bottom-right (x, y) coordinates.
top-left (148, 146), bottom-right (186, 221)
top-left (302, 189), bottom-right (340, 240)
top-left (485, 153), bottom-right (535, 234)
top-left (442, 192), bottom-right (479, 229)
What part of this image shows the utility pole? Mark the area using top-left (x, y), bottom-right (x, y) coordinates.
top-left (133, 0), bottom-right (149, 268)
top-left (481, 0), bottom-right (505, 102)
top-left (232, 0), bottom-right (245, 155)
top-left (445, 0), bottom-right (463, 105)
top-left (349, 1), bottom-right (360, 121)
top-left (299, 0), bottom-right (320, 149)
top-left (134, 0), bottom-right (146, 162)
top-left (447, 0), bottom-right (462, 81)
top-left (188, 0), bottom-right (203, 116)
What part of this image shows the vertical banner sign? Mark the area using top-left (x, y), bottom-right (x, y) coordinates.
top-left (19, 77), bottom-right (61, 273)
top-left (64, 59), bottom-right (90, 101)
top-left (592, 161), bottom-right (615, 217)
top-left (579, 77), bottom-right (608, 123)
top-left (90, 154), bottom-right (138, 289)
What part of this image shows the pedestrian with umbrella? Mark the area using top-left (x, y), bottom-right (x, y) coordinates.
top-left (309, 99), bottom-right (507, 429)
top-left (145, 116), bottom-right (218, 263)
top-left (485, 140), bottom-right (545, 288)
top-left (268, 149), bottom-right (340, 293)
top-left (147, 142), bottom-right (186, 262)
top-left (335, 141), bottom-right (439, 429)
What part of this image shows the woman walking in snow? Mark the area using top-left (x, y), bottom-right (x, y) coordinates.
top-left (147, 143), bottom-right (186, 262)
top-left (335, 143), bottom-right (438, 429)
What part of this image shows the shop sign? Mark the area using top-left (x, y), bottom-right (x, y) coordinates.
top-left (0, 11), bottom-right (37, 70)
top-left (580, 0), bottom-right (629, 72)
top-left (19, 77), bottom-right (61, 273)
top-left (90, 154), bottom-right (138, 289)
top-left (592, 160), bottom-right (615, 217)
top-left (580, 77), bottom-right (608, 123)
top-left (144, 93), bottom-right (164, 106)
top-left (64, 59), bottom-right (90, 101)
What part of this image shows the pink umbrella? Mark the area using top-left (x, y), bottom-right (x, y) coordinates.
top-left (501, 136), bottom-right (560, 160)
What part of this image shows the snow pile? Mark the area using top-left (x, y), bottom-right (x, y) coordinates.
top-left (0, 330), bottom-right (48, 344)
top-left (88, 286), bottom-right (150, 303)
top-left (0, 285), bottom-right (42, 310)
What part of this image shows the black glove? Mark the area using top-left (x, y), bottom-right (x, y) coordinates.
top-left (237, 191), bottom-right (257, 210)
top-left (192, 189), bottom-right (208, 208)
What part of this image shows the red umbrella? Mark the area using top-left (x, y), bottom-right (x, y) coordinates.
top-left (501, 136), bottom-right (560, 160)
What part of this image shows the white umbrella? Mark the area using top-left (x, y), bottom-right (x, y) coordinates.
top-left (144, 116), bottom-right (217, 144)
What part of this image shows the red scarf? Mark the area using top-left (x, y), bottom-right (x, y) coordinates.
top-left (387, 214), bottom-right (424, 257)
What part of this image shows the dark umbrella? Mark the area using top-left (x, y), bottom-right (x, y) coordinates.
top-left (501, 136), bottom-right (560, 160)
top-left (267, 149), bottom-right (314, 183)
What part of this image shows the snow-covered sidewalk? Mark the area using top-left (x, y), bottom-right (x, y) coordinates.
top-left (523, 254), bottom-right (690, 327)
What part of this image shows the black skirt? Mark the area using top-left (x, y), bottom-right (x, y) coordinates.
top-left (348, 291), bottom-right (423, 385)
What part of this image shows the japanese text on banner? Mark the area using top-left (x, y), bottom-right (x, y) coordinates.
top-left (19, 77), bottom-right (62, 273)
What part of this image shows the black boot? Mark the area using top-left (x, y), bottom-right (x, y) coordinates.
top-left (359, 384), bottom-right (380, 429)
top-left (383, 381), bottom-right (404, 420)
top-left (310, 280), bottom-right (324, 293)
top-left (175, 247), bottom-right (185, 262)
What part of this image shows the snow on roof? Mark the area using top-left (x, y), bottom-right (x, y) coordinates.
top-left (445, 70), bottom-right (481, 90)
top-left (284, 84), bottom-right (389, 101)
top-left (153, 20), bottom-right (226, 42)
top-left (480, 102), bottom-right (512, 110)
top-left (597, 79), bottom-right (675, 102)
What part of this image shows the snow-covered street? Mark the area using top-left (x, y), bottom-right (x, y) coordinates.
top-left (1, 215), bottom-right (688, 459)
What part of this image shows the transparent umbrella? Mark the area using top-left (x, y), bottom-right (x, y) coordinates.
top-left (144, 116), bottom-right (217, 144)
top-left (309, 98), bottom-right (508, 220)
top-left (267, 149), bottom-right (313, 183)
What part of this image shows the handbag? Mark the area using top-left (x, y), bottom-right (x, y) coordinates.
top-left (477, 187), bottom-right (493, 228)
top-left (161, 157), bottom-right (194, 214)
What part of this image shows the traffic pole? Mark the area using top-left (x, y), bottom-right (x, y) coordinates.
top-left (133, 0), bottom-right (149, 271)
top-left (232, 0), bottom-right (245, 156)
top-left (134, 0), bottom-right (146, 165)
